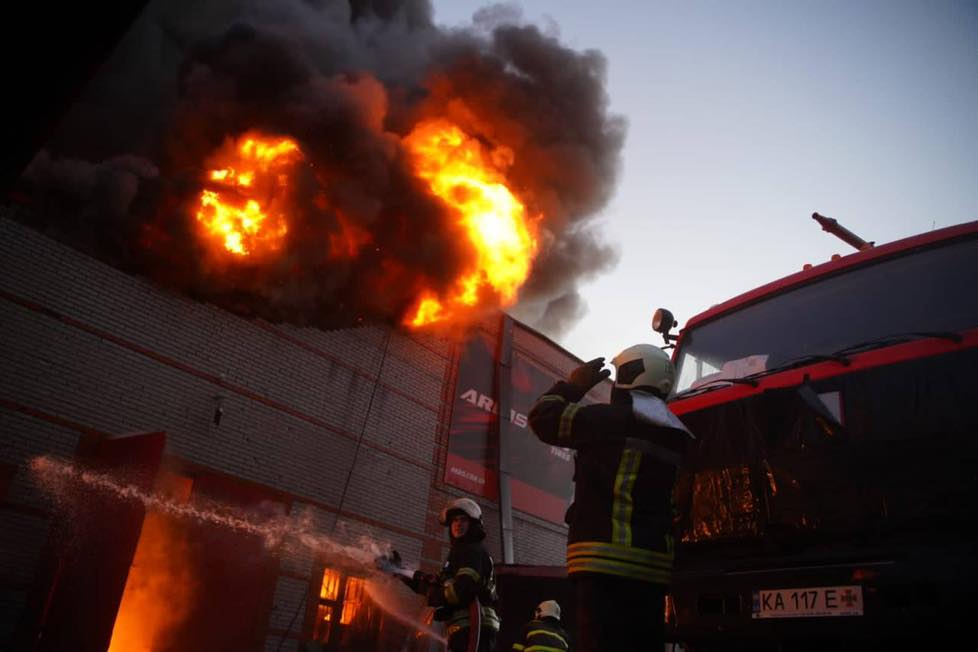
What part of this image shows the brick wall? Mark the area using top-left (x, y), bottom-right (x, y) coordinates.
top-left (0, 210), bottom-right (582, 649)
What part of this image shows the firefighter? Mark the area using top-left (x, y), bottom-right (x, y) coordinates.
top-left (512, 600), bottom-right (570, 652)
top-left (528, 345), bottom-right (693, 652)
top-left (404, 497), bottom-right (500, 651)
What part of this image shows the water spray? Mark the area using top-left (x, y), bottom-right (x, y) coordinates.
top-left (30, 455), bottom-right (447, 646)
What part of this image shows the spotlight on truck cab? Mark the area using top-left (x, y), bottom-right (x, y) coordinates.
top-left (652, 308), bottom-right (678, 345)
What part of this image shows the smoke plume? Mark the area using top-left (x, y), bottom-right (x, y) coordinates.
top-left (18, 0), bottom-right (624, 335)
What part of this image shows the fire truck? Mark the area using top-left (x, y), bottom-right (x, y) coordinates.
top-left (654, 214), bottom-right (978, 648)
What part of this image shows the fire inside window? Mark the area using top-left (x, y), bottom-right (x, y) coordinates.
top-left (312, 568), bottom-right (365, 643)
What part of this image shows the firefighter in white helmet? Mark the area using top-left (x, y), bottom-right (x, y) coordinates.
top-left (528, 345), bottom-right (693, 652)
top-left (511, 600), bottom-right (570, 651)
top-left (403, 497), bottom-right (500, 650)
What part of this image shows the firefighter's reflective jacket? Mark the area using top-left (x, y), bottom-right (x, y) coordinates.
top-left (529, 381), bottom-right (689, 585)
top-left (512, 617), bottom-right (570, 651)
top-left (421, 540), bottom-right (500, 638)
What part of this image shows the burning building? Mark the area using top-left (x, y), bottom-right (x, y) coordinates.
top-left (0, 1), bottom-right (625, 649)
top-left (0, 210), bottom-right (604, 650)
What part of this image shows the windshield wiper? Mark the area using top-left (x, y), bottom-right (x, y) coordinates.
top-left (675, 332), bottom-right (964, 400)
top-left (742, 353), bottom-right (852, 382)
top-left (674, 354), bottom-right (851, 399)
top-left (833, 331), bottom-right (963, 356)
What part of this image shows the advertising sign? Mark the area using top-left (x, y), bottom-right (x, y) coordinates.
top-left (445, 331), bottom-right (576, 524)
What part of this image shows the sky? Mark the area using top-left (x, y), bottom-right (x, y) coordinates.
top-left (433, 0), bottom-right (978, 362)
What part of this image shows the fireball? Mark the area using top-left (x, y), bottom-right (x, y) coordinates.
top-left (192, 121), bottom-right (538, 329)
top-left (195, 133), bottom-right (302, 258)
top-left (403, 119), bottom-right (538, 327)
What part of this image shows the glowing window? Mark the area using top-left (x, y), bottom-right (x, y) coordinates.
top-left (312, 604), bottom-right (334, 643)
top-left (320, 568), bottom-right (341, 601)
top-left (311, 568), bottom-right (366, 644)
top-left (340, 577), bottom-right (365, 625)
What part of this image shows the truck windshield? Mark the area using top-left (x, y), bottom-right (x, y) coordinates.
top-left (674, 235), bottom-right (978, 393)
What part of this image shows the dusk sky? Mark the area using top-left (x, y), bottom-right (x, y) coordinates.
top-left (435, 0), bottom-right (978, 362)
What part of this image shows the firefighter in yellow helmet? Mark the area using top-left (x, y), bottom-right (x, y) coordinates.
top-left (403, 497), bottom-right (500, 651)
top-left (528, 345), bottom-right (693, 652)
top-left (512, 600), bottom-right (570, 651)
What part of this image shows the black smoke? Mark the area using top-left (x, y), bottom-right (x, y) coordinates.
top-left (17, 0), bottom-right (623, 336)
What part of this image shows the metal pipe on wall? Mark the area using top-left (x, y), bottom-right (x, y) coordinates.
top-left (495, 313), bottom-right (515, 563)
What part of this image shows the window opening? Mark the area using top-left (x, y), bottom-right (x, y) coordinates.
top-left (311, 568), bottom-right (367, 644)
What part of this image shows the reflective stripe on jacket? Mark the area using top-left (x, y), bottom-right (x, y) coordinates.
top-left (512, 617), bottom-right (570, 651)
top-left (434, 540), bottom-right (500, 633)
top-left (446, 604), bottom-right (502, 637)
top-left (529, 381), bottom-right (688, 585)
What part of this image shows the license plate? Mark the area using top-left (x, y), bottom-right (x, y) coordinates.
top-left (752, 585), bottom-right (863, 619)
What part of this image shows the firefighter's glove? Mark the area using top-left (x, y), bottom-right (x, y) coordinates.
top-left (567, 357), bottom-right (611, 399)
top-left (374, 549), bottom-right (404, 575)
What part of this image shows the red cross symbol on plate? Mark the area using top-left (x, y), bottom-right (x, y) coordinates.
top-left (841, 589), bottom-right (858, 607)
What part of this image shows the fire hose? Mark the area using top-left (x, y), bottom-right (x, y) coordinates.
top-left (466, 597), bottom-right (481, 652)
top-left (376, 552), bottom-right (482, 651)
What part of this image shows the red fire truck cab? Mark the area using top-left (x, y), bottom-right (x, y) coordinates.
top-left (665, 220), bottom-right (978, 649)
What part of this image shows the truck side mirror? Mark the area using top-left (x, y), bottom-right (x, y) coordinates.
top-left (652, 308), bottom-right (678, 345)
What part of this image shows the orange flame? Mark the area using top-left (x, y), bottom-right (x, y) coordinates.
top-left (195, 132), bottom-right (302, 258)
top-left (312, 570), bottom-right (366, 643)
top-left (109, 476), bottom-right (195, 651)
top-left (403, 119), bottom-right (537, 327)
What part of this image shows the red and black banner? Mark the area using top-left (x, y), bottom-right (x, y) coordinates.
top-left (445, 331), bottom-right (575, 524)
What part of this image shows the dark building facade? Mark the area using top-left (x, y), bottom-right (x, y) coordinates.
top-left (0, 211), bottom-right (588, 650)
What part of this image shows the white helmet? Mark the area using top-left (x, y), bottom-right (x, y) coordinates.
top-left (612, 344), bottom-right (676, 397)
top-left (535, 600), bottom-right (561, 620)
top-left (438, 497), bottom-right (482, 525)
